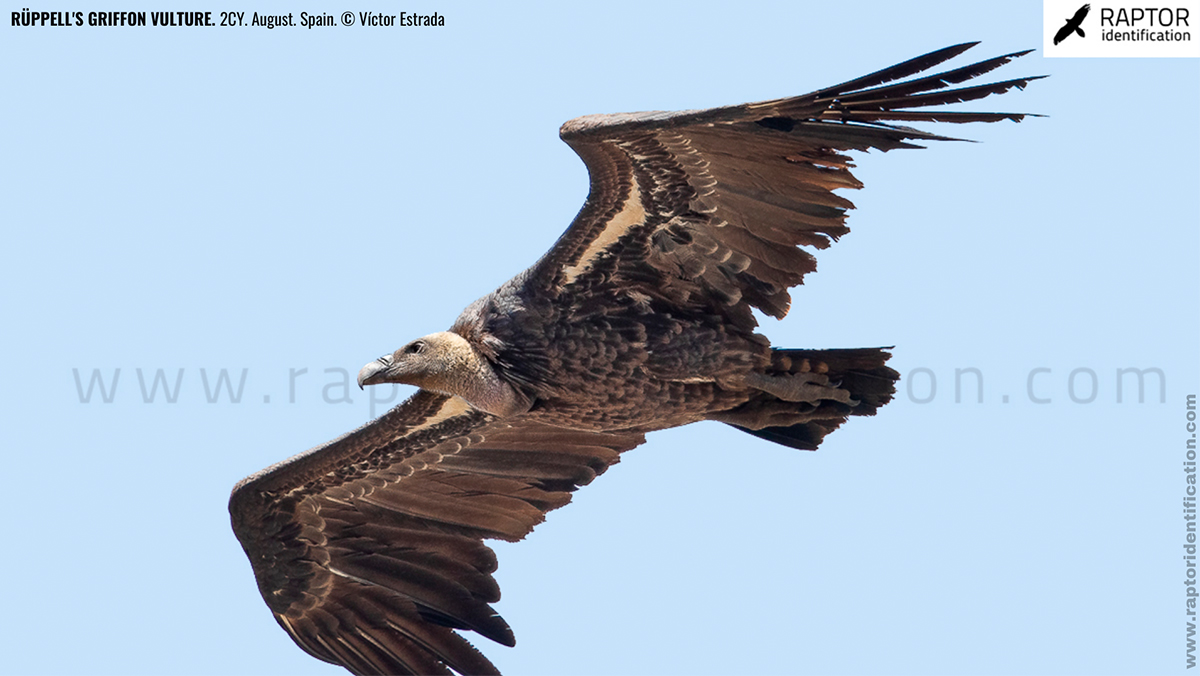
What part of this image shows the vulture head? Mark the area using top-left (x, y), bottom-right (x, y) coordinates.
top-left (357, 331), bottom-right (530, 417)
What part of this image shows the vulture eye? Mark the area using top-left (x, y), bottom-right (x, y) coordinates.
top-left (405, 341), bottom-right (426, 355)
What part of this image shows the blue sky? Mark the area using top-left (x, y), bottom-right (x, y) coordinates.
top-left (2, 1), bottom-right (1197, 674)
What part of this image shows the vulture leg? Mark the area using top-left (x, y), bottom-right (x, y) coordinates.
top-left (740, 371), bottom-right (859, 406)
top-left (707, 399), bottom-right (825, 431)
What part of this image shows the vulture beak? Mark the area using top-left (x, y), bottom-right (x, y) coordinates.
top-left (357, 354), bottom-right (394, 389)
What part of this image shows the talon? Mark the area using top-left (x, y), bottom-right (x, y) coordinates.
top-left (743, 371), bottom-right (855, 405)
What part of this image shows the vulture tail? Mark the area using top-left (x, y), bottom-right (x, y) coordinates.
top-left (728, 347), bottom-right (899, 451)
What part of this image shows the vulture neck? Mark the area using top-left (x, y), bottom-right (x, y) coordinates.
top-left (426, 332), bottom-right (529, 418)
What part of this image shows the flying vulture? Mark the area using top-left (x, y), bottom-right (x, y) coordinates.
top-left (231, 43), bottom-right (1040, 675)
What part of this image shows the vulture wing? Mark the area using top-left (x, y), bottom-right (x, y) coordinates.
top-left (531, 42), bottom-right (1042, 320)
top-left (230, 389), bottom-right (645, 675)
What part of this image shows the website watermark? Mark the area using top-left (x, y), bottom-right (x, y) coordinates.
top-left (904, 365), bottom-right (1166, 405)
top-left (1184, 394), bottom-right (1198, 668)
top-left (71, 364), bottom-right (1171, 419)
top-left (72, 366), bottom-right (407, 418)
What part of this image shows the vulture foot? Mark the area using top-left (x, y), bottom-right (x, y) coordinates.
top-left (742, 371), bottom-right (860, 406)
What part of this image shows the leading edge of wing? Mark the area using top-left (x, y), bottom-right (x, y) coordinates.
top-left (229, 390), bottom-right (484, 502)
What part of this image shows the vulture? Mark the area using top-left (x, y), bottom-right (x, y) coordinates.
top-left (231, 42), bottom-right (1041, 675)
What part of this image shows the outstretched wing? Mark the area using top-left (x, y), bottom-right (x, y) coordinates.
top-left (230, 389), bottom-right (645, 675)
top-left (530, 43), bottom-right (1042, 321)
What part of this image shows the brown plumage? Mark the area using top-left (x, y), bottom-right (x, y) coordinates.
top-left (230, 42), bottom-right (1041, 675)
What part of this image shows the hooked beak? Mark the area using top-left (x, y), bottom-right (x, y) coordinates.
top-left (357, 354), bottom-right (394, 389)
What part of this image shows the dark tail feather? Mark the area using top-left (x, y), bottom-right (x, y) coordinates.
top-left (729, 347), bottom-right (899, 451)
top-left (737, 420), bottom-right (845, 451)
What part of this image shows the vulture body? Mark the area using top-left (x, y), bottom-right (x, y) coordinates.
top-left (231, 43), bottom-right (1041, 675)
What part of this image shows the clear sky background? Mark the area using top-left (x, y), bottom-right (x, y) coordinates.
top-left (2, 1), bottom-right (1198, 674)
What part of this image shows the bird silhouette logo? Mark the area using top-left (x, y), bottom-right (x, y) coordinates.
top-left (1055, 3), bottom-right (1090, 44)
